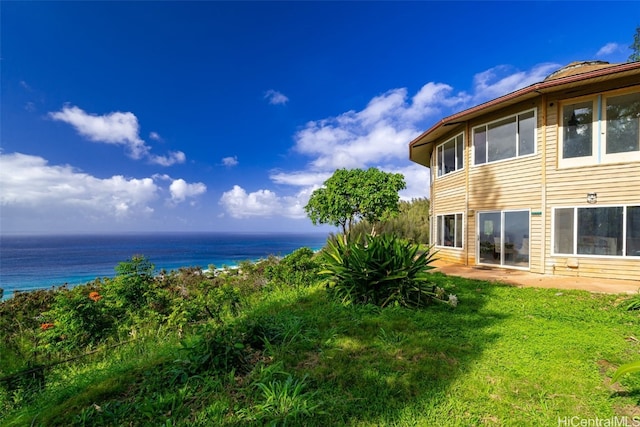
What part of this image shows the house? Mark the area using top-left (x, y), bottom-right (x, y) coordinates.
top-left (409, 60), bottom-right (640, 281)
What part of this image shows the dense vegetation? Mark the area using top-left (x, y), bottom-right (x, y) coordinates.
top-left (349, 198), bottom-right (431, 244)
top-left (2, 244), bottom-right (640, 425)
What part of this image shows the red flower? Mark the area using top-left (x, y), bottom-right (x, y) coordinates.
top-left (40, 323), bottom-right (55, 330)
top-left (89, 291), bottom-right (102, 302)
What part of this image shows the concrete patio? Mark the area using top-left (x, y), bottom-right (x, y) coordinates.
top-left (431, 260), bottom-right (640, 294)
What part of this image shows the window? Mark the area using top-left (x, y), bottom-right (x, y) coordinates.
top-left (553, 206), bottom-right (640, 257)
top-left (559, 89), bottom-right (640, 167)
top-left (436, 213), bottom-right (463, 248)
top-left (478, 210), bottom-right (530, 268)
top-left (562, 101), bottom-right (594, 159)
top-left (606, 92), bottom-right (640, 155)
top-left (473, 109), bottom-right (536, 165)
top-left (436, 133), bottom-right (464, 177)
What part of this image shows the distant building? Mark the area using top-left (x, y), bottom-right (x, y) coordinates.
top-left (409, 61), bottom-right (640, 281)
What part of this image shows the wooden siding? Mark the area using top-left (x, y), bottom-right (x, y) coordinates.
top-left (466, 99), bottom-right (545, 273)
top-left (542, 84), bottom-right (640, 281)
top-left (427, 79), bottom-right (640, 281)
top-left (549, 257), bottom-right (640, 280)
top-left (433, 248), bottom-right (466, 264)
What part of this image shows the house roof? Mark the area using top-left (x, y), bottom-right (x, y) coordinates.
top-left (409, 61), bottom-right (640, 167)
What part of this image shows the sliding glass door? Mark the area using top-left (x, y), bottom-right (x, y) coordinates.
top-left (478, 210), bottom-right (530, 268)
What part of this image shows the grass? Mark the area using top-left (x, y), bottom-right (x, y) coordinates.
top-left (2, 272), bottom-right (640, 426)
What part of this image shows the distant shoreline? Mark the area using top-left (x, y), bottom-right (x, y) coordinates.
top-left (1, 232), bottom-right (330, 300)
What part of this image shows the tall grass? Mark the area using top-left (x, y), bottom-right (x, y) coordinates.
top-left (2, 253), bottom-right (640, 425)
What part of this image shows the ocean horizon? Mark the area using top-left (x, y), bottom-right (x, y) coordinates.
top-left (0, 231), bottom-right (330, 299)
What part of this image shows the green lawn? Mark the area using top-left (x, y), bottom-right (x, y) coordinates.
top-left (2, 272), bottom-right (640, 426)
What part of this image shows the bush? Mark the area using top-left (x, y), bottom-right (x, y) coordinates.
top-left (319, 233), bottom-right (444, 308)
top-left (41, 284), bottom-right (115, 351)
top-left (104, 255), bottom-right (156, 312)
top-left (264, 247), bottom-right (321, 288)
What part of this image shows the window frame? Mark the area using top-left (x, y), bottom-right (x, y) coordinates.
top-left (558, 97), bottom-right (598, 168)
top-left (435, 132), bottom-right (465, 178)
top-left (602, 90), bottom-right (640, 164)
top-left (435, 212), bottom-right (464, 249)
top-left (472, 108), bottom-right (537, 166)
top-left (476, 209), bottom-right (530, 270)
top-left (551, 205), bottom-right (640, 258)
top-left (558, 87), bottom-right (640, 168)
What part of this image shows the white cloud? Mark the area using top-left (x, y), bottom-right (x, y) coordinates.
top-left (219, 185), bottom-right (282, 218)
top-left (0, 152), bottom-right (158, 217)
top-left (219, 185), bottom-right (307, 219)
top-left (149, 151), bottom-right (186, 167)
top-left (149, 131), bottom-right (163, 141)
top-left (49, 105), bottom-right (185, 166)
top-left (220, 62), bottom-right (559, 220)
top-left (264, 89), bottom-right (289, 105)
top-left (222, 156), bottom-right (239, 167)
top-left (596, 42), bottom-right (622, 57)
top-left (291, 83), bottom-right (466, 172)
top-left (269, 171), bottom-right (331, 187)
top-left (0, 152), bottom-right (208, 231)
top-left (472, 62), bottom-right (560, 103)
top-left (169, 178), bottom-right (207, 203)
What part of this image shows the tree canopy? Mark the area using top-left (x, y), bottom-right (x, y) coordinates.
top-left (304, 167), bottom-right (406, 237)
top-left (629, 26), bottom-right (640, 63)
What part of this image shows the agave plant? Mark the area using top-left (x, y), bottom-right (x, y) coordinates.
top-left (612, 360), bottom-right (640, 384)
top-left (319, 233), bottom-right (440, 308)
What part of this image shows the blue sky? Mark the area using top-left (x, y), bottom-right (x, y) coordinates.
top-left (1, 1), bottom-right (638, 234)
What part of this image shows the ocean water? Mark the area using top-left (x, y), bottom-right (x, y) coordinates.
top-left (0, 232), bottom-right (329, 299)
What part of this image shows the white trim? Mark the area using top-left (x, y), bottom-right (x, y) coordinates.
top-left (558, 88), bottom-right (640, 168)
top-left (434, 212), bottom-right (464, 249)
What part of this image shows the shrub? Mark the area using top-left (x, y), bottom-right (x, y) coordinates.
top-left (264, 247), bottom-right (321, 288)
top-left (41, 284), bottom-right (115, 351)
top-left (178, 323), bottom-right (251, 376)
top-left (622, 293), bottom-right (640, 311)
top-left (104, 255), bottom-right (156, 312)
top-left (319, 233), bottom-right (445, 308)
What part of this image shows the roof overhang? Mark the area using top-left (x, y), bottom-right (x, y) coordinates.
top-left (409, 61), bottom-right (640, 167)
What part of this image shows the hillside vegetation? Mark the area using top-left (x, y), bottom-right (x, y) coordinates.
top-left (2, 242), bottom-right (640, 426)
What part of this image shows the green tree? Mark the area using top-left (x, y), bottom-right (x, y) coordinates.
top-left (629, 26), bottom-right (640, 63)
top-left (350, 197), bottom-right (431, 244)
top-left (304, 168), bottom-right (406, 237)
top-left (106, 255), bottom-right (156, 311)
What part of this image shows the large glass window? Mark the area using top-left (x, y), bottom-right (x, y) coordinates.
top-left (488, 117), bottom-right (517, 162)
top-left (553, 208), bottom-right (574, 254)
top-left (553, 206), bottom-right (640, 257)
top-left (577, 207), bottom-right (623, 255)
top-left (473, 127), bottom-right (487, 165)
top-left (436, 134), bottom-right (464, 177)
top-left (473, 109), bottom-right (536, 165)
top-left (606, 92), bottom-right (640, 154)
top-left (518, 110), bottom-right (536, 156)
top-left (436, 213), bottom-right (463, 248)
top-left (562, 101), bottom-right (593, 159)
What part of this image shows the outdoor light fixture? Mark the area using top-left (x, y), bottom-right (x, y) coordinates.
top-left (587, 192), bottom-right (597, 204)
